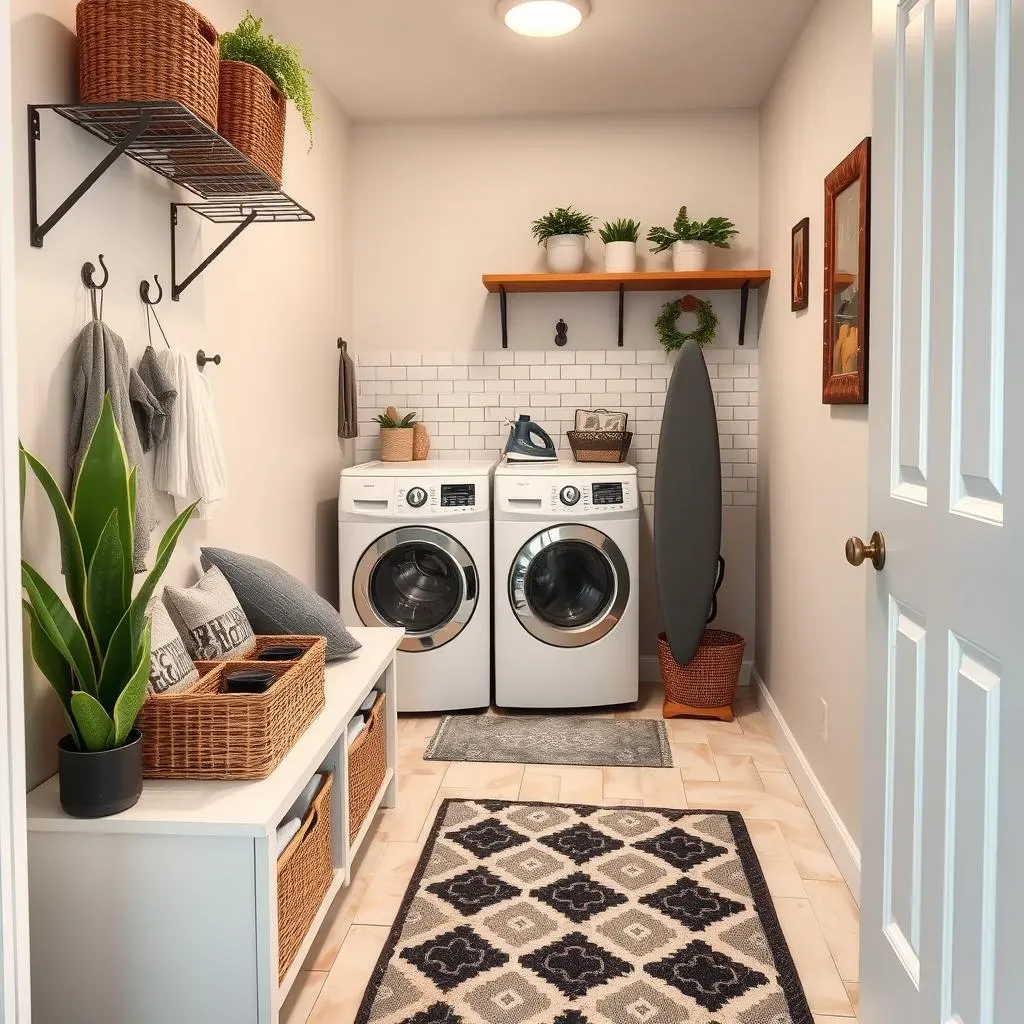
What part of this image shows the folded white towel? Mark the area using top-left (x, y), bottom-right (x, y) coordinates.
top-left (286, 775), bottom-right (324, 825)
top-left (359, 690), bottom-right (380, 714)
top-left (276, 817), bottom-right (301, 854)
top-left (347, 716), bottom-right (367, 744)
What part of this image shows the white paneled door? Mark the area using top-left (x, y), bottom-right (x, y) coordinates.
top-left (862, 1), bottom-right (1023, 1022)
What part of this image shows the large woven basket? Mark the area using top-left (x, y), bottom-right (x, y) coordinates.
top-left (278, 772), bottom-right (334, 981)
top-left (218, 60), bottom-right (287, 184)
top-left (77, 0), bottom-right (220, 128)
top-left (659, 629), bottom-right (746, 722)
top-left (348, 693), bottom-right (388, 841)
top-left (137, 636), bottom-right (326, 779)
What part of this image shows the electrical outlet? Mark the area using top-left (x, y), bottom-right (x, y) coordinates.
top-left (819, 698), bottom-right (829, 743)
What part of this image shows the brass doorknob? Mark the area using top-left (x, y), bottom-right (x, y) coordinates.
top-left (846, 531), bottom-right (886, 571)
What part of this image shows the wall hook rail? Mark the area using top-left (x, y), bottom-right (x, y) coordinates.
top-left (139, 274), bottom-right (163, 305)
top-left (81, 254), bottom-right (108, 290)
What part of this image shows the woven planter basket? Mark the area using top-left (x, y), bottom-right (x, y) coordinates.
top-left (76, 0), bottom-right (220, 128)
top-left (218, 60), bottom-right (287, 184)
top-left (659, 629), bottom-right (746, 722)
top-left (380, 428), bottom-right (414, 462)
top-left (348, 693), bottom-right (388, 841)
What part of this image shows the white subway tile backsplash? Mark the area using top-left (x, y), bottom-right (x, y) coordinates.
top-left (719, 365), bottom-right (749, 379)
top-left (438, 394), bottom-right (469, 408)
top-left (438, 365), bottom-right (469, 380)
top-left (499, 365), bottom-right (530, 379)
top-left (636, 379), bottom-right (668, 393)
top-left (469, 365), bottom-right (500, 380)
top-left (575, 351), bottom-right (607, 364)
top-left (718, 392), bottom-right (749, 406)
top-left (356, 352), bottom-right (391, 367)
top-left (734, 407), bottom-right (758, 420)
top-left (545, 351), bottom-right (576, 365)
top-left (530, 365), bottom-right (560, 380)
top-left (620, 364), bottom-right (652, 379)
top-left (484, 351), bottom-right (515, 365)
top-left (453, 380), bottom-right (485, 393)
top-left (407, 366), bottom-right (438, 381)
top-left (561, 365), bottom-right (592, 380)
top-left (734, 377), bottom-right (758, 391)
top-left (452, 352), bottom-right (484, 366)
top-left (702, 350), bottom-right (735, 364)
top-left (636, 350), bottom-right (668, 364)
top-left (592, 365), bottom-right (622, 379)
top-left (606, 350), bottom-right (637, 365)
top-left (390, 352), bottom-right (422, 366)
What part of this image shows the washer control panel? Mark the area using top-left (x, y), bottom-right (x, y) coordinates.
top-left (497, 472), bottom-right (638, 515)
top-left (344, 476), bottom-right (491, 516)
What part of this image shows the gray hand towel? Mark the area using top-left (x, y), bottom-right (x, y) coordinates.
top-left (135, 346), bottom-right (178, 452)
top-left (338, 339), bottom-right (358, 439)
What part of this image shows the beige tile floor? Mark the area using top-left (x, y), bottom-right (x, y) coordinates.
top-left (283, 685), bottom-right (860, 1024)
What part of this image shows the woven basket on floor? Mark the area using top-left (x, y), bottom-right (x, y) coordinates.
top-left (137, 636), bottom-right (326, 779)
top-left (218, 60), bottom-right (287, 184)
top-left (659, 629), bottom-right (746, 722)
top-left (278, 772), bottom-right (334, 981)
top-left (348, 693), bottom-right (388, 841)
top-left (77, 0), bottom-right (220, 128)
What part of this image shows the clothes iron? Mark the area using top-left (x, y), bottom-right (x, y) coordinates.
top-left (504, 414), bottom-right (558, 462)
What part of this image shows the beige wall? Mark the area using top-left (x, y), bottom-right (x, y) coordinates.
top-left (756, 0), bottom-right (872, 844)
top-left (13, 0), bottom-right (352, 786)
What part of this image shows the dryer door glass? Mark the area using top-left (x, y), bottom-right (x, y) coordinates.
top-left (510, 525), bottom-right (630, 648)
top-left (354, 528), bottom-right (478, 653)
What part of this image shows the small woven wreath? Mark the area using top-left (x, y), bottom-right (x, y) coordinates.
top-left (656, 294), bottom-right (718, 351)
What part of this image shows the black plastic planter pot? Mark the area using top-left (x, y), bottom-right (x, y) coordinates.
top-left (58, 730), bottom-right (143, 818)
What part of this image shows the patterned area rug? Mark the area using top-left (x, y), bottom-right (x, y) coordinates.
top-left (356, 799), bottom-right (813, 1024)
top-left (424, 716), bottom-right (673, 768)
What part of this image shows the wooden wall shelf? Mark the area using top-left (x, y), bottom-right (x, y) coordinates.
top-left (482, 270), bottom-right (771, 346)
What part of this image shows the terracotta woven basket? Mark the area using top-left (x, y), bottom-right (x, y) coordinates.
top-left (380, 428), bottom-right (414, 462)
top-left (218, 60), bottom-right (287, 185)
top-left (137, 636), bottom-right (326, 780)
top-left (278, 772), bottom-right (334, 981)
top-left (659, 629), bottom-right (746, 722)
top-left (76, 0), bottom-right (220, 128)
top-left (348, 693), bottom-right (388, 841)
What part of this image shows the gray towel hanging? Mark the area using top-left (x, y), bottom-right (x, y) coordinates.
top-left (338, 338), bottom-right (359, 439)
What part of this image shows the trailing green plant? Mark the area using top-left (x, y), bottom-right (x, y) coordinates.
top-left (599, 218), bottom-right (641, 244)
top-left (220, 12), bottom-right (316, 148)
top-left (647, 206), bottom-right (738, 253)
top-left (374, 406), bottom-right (417, 429)
top-left (20, 396), bottom-right (196, 753)
top-left (531, 206), bottom-right (596, 244)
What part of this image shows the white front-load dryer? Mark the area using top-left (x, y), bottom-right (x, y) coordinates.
top-left (339, 461), bottom-right (495, 712)
top-left (493, 461), bottom-right (639, 709)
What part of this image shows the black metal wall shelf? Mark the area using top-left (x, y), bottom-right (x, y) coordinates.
top-left (28, 101), bottom-right (314, 294)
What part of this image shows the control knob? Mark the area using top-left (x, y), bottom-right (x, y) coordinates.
top-left (407, 487), bottom-right (428, 508)
top-left (560, 485), bottom-right (581, 507)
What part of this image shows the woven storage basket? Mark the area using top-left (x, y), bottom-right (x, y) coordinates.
top-left (348, 693), bottom-right (388, 841)
top-left (218, 60), bottom-right (287, 184)
top-left (658, 629), bottom-right (746, 722)
top-left (277, 772), bottom-right (333, 981)
top-left (567, 430), bottom-right (633, 463)
top-left (380, 428), bottom-right (414, 462)
top-left (76, 0), bottom-right (220, 128)
top-left (137, 636), bottom-right (326, 780)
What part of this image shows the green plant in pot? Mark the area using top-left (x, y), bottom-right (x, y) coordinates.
top-left (531, 206), bottom-right (596, 274)
top-left (21, 396), bottom-right (196, 818)
top-left (374, 406), bottom-right (418, 463)
top-left (647, 205), bottom-right (738, 272)
top-left (599, 218), bottom-right (641, 273)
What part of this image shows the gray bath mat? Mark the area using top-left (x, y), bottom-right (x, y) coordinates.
top-left (424, 715), bottom-right (673, 768)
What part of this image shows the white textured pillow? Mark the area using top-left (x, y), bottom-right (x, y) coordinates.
top-left (147, 598), bottom-right (200, 694)
top-left (163, 566), bottom-right (257, 661)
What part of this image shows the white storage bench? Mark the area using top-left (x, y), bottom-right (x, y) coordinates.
top-left (25, 627), bottom-right (403, 1024)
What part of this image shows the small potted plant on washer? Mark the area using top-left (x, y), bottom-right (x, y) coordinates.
top-left (21, 395), bottom-right (196, 818)
top-left (531, 206), bottom-right (596, 274)
top-left (648, 205), bottom-right (738, 272)
top-left (375, 406), bottom-right (418, 462)
top-left (599, 218), bottom-right (641, 273)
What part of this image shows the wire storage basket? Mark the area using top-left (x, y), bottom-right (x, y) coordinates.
top-left (567, 430), bottom-right (634, 463)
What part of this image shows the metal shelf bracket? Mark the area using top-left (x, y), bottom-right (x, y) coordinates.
top-left (618, 284), bottom-right (625, 347)
top-left (170, 203), bottom-right (258, 301)
top-left (499, 286), bottom-right (509, 348)
top-left (738, 279), bottom-right (751, 346)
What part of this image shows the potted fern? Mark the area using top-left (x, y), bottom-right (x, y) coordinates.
top-left (531, 206), bottom-right (595, 273)
top-left (375, 406), bottom-right (418, 462)
top-left (218, 12), bottom-right (316, 184)
top-left (648, 206), bottom-right (738, 272)
top-left (21, 396), bottom-right (195, 817)
top-left (599, 218), bottom-right (641, 273)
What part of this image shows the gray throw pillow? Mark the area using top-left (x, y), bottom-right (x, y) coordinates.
top-left (200, 547), bottom-right (362, 661)
top-left (147, 597), bottom-right (200, 694)
top-left (163, 566), bottom-right (257, 661)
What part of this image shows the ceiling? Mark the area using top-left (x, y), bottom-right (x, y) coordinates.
top-left (264, 0), bottom-right (819, 121)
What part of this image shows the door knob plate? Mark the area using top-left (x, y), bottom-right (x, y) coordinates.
top-left (846, 531), bottom-right (886, 571)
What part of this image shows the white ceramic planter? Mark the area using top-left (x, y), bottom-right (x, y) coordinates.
top-left (604, 240), bottom-right (637, 274)
top-left (672, 240), bottom-right (711, 272)
top-left (546, 234), bottom-right (586, 273)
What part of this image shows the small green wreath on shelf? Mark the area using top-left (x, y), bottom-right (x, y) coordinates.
top-left (655, 294), bottom-right (718, 352)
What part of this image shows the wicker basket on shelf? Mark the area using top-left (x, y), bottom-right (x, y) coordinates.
top-left (76, 0), bottom-right (220, 128)
top-left (218, 60), bottom-right (287, 184)
top-left (567, 430), bottom-right (633, 464)
top-left (348, 693), bottom-right (388, 841)
top-left (659, 629), bottom-right (746, 722)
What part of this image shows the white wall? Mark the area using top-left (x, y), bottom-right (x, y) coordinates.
top-left (350, 113), bottom-right (761, 662)
top-left (756, 0), bottom-right (872, 845)
top-left (12, 0), bottom-right (352, 786)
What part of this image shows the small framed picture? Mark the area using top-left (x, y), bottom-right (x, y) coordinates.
top-left (791, 217), bottom-right (809, 312)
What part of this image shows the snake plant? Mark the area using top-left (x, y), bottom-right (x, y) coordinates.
top-left (21, 395), bottom-right (196, 752)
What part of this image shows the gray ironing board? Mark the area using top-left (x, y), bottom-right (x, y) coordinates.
top-left (654, 340), bottom-right (723, 665)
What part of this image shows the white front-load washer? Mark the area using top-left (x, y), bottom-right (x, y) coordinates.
top-left (339, 461), bottom-right (495, 712)
top-left (493, 461), bottom-right (639, 709)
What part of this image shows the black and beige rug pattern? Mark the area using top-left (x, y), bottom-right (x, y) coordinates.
top-left (356, 799), bottom-right (813, 1024)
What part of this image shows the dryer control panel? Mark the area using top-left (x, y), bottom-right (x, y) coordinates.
top-left (495, 471), bottom-right (638, 516)
top-left (341, 476), bottom-right (491, 517)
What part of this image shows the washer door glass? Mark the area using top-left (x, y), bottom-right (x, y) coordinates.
top-left (354, 528), bottom-right (477, 652)
top-left (510, 525), bottom-right (629, 648)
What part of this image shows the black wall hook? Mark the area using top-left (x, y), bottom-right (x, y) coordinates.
top-left (196, 349), bottom-right (221, 369)
top-left (140, 274), bottom-right (163, 305)
top-left (81, 254), bottom-right (108, 290)
top-left (554, 318), bottom-right (569, 347)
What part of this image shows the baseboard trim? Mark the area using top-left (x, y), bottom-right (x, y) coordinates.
top-left (752, 669), bottom-right (862, 902)
top-left (640, 656), bottom-right (753, 688)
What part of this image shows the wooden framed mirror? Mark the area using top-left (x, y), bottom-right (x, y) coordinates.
top-left (823, 137), bottom-right (871, 404)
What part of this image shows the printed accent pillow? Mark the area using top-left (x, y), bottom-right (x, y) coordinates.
top-left (162, 566), bottom-right (257, 661)
top-left (147, 597), bottom-right (200, 695)
top-left (200, 547), bottom-right (362, 661)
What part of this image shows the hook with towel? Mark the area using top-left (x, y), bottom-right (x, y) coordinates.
top-left (196, 350), bottom-right (221, 369)
top-left (81, 254), bottom-right (108, 320)
top-left (140, 274), bottom-right (171, 349)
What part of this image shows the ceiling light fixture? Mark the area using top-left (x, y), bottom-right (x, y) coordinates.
top-left (497, 0), bottom-right (591, 38)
